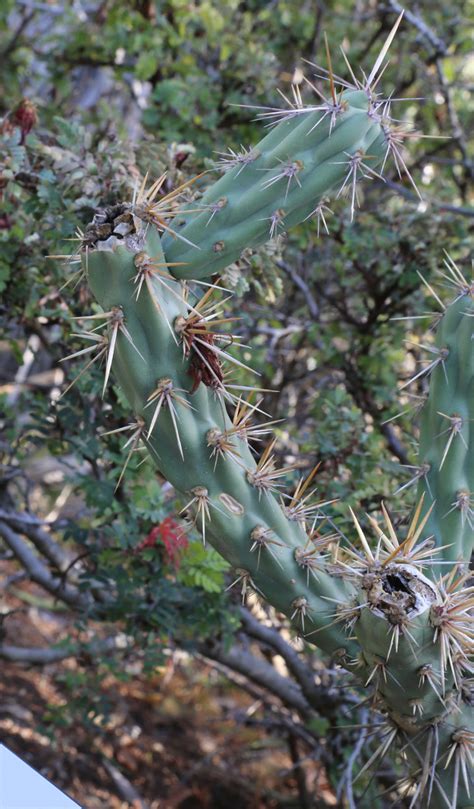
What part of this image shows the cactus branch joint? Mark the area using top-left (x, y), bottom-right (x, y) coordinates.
top-left (62, 15), bottom-right (473, 809)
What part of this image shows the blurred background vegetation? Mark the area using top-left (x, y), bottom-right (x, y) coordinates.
top-left (0, 1), bottom-right (472, 807)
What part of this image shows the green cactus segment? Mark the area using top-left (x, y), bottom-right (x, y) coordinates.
top-left (354, 583), bottom-right (473, 808)
top-left (357, 280), bottom-right (474, 808)
top-left (355, 572), bottom-right (442, 717)
top-left (80, 223), bottom-right (473, 806)
top-left (416, 291), bottom-right (474, 569)
top-left (161, 91), bottom-right (386, 279)
top-left (83, 229), bottom-right (357, 659)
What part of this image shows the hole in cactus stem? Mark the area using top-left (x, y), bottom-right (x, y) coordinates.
top-left (384, 572), bottom-right (412, 595)
top-left (81, 204), bottom-right (140, 251)
top-left (362, 563), bottom-right (437, 624)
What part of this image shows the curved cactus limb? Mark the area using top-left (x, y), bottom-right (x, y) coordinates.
top-left (160, 90), bottom-right (387, 279)
top-left (70, 209), bottom-right (473, 806)
top-left (148, 16), bottom-right (415, 282)
top-left (65, 18), bottom-right (472, 803)
top-left (413, 259), bottom-right (474, 571)
top-left (344, 517), bottom-right (473, 808)
top-left (83, 225), bottom-right (358, 661)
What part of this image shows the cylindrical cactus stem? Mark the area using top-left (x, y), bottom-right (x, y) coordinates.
top-left (350, 261), bottom-right (474, 807)
top-left (160, 89), bottom-right (388, 279)
top-left (411, 262), bottom-right (474, 571)
top-left (326, 495), bottom-right (473, 808)
top-left (342, 261), bottom-right (474, 784)
top-left (80, 221), bottom-right (357, 661)
top-left (72, 212), bottom-right (473, 807)
top-left (354, 618), bottom-right (473, 808)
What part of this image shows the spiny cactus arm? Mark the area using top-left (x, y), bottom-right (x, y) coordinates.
top-left (354, 571), bottom-right (473, 807)
top-left (413, 262), bottom-right (474, 569)
top-left (75, 215), bottom-right (473, 807)
top-left (156, 16), bottom-right (415, 281)
top-left (160, 91), bottom-right (387, 279)
top-left (343, 256), bottom-right (474, 808)
top-left (333, 505), bottom-right (474, 808)
top-left (355, 613), bottom-right (473, 809)
top-left (82, 226), bottom-right (358, 661)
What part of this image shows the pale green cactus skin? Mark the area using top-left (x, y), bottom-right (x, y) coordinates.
top-left (161, 90), bottom-right (386, 279)
top-left (78, 218), bottom-right (473, 807)
top-left (86, 229), bottom-right (358, 659)
top-left (415, 293), bottom-right (474, 569)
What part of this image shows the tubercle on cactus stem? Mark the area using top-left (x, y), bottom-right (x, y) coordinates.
top-left (180, 485), bottom-right (219, 546)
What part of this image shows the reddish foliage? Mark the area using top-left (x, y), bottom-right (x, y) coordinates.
top-left (136, 517), bottom-right (188, 569)
top-left (11, 99), bottom-right (38, 144)
top-left (187, 323), bottom-right (224, 394)
top-left (174, 150), bottom-right (189, 168)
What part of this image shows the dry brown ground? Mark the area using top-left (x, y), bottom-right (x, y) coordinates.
top-left (1, 560), bottom-right (334, 809)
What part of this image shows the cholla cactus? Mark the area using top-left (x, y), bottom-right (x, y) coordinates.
top-left (136, 19), bottom-right (416, 281)
top-left (64, 18), bottom-right (473, 808)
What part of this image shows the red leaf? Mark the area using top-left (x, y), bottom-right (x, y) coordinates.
top-left (136, 517), bottom-right (188, 570)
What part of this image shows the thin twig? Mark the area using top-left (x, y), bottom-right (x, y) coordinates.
top-left (378, 179), bottom-right (474, 217)
top-left (102, 757), bottom-right (150, 809)
top-left (0, 509), bottom-right (71, 571)
top-left (1, 9), bottom-right (37, 58)
top-left (277, 260), bottom-right (320, 318)
top-left (0, 636), bottom-right (125, 664)
top-left (337, 708), bottom-right (369, 809)
top-left (384, 0), bottom-right (447, 56)
top-left (239, 608), bottom-right (355, 715)
top-left (0, 521), bottom-right (90, 609)
top-left (202, 638), bottom-right (311, 715)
